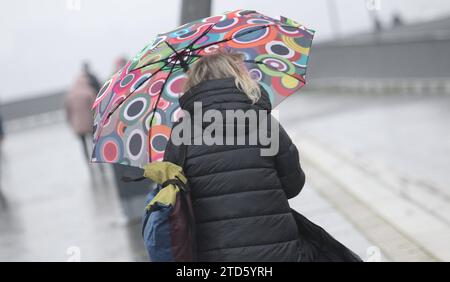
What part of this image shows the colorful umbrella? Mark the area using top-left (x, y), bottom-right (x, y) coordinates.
top-left (91, 9), bottom-right (315, 168)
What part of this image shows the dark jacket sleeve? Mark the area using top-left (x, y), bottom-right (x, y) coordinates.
top-left (274, 125), bottom-right (305, 199)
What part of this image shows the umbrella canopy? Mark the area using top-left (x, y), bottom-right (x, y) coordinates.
top-left (91, 9), bottom-right (315, 168)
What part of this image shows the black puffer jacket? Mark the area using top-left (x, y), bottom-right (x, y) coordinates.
top-left (166, 78), bottom-right (305, 262)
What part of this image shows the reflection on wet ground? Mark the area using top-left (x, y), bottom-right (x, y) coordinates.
top-left (0, 123), bottom-right (148, 261)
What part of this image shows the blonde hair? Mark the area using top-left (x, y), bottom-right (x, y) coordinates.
top-left (183, 51), bottom-right (261, 103)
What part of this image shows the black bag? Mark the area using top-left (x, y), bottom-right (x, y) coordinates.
top-left (291, 208), bottom-right (363, 262)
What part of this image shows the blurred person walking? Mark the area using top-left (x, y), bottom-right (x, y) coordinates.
top-left (65, 63), bottom-right (98, 162)
top-left (83, 62), bottom-right (101, 93)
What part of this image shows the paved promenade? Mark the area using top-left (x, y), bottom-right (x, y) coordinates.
top-left (1, 90), bottom-right (448, 261)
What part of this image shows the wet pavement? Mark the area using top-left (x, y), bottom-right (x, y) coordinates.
top-left (0, 115), bottom-right (372, 261)
top-left (279, 91), bottom-right (450, 197)
top-left (0, 123), bottom-right (148, 261)
top-left (0, 90), bottom-right (448, 261)
top-left (279, 91), bottom-right (450, 261)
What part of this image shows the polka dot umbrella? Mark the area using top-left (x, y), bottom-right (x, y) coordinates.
top-left (91, 9), bottom-right (315, 168)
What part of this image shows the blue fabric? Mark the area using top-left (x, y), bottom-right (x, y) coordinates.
top-left (142, 189), bottom-right (175, 262)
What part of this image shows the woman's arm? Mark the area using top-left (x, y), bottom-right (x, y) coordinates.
top-left (274, 124), bottom-right (306, 199)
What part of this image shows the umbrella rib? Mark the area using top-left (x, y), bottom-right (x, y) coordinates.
top-left (103, 24), bottom-right (282, 127)
top-left (105, 24), bottom-right (293, 121)
top-left (133, 24), bottom-right (215, 73)
top-left (165, 41), bottom-right (190, 72)
top-left (133, 23), bottom-right (270, 74)
top-left (164, 23), bottom-right (215, 72)
top-left (165, 41), bottom-right (179, 54)
top-left (148, 62), bottom-right (177, 163)
top-left (185, 23), bottom-right (216, 50)
top-left (178, 24), bottom-right (271, 69)
top-left (131, 57), bottom-right (170, 72)
top-left (137, 23), bottom-right (267, 74)
top-left (105, 57), bottom-right (176, 120)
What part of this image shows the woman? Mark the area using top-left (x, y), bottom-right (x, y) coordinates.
top-left (166, 51), bottom-right (306, 262)
top-left (65, 69), bottom-right (98, 162)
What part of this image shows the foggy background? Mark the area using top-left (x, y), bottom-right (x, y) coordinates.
top-left (1, 0), bottom-right (450, 102)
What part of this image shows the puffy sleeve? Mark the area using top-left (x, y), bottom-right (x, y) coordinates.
top-left (274, 125), bottom-right (305, 199)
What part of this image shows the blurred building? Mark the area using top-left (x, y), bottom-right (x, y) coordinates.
top-left (308, 16), bottom-right (450, 92)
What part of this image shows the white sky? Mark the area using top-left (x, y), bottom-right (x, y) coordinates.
top-left (1, 0), bottom-right (450, 102)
